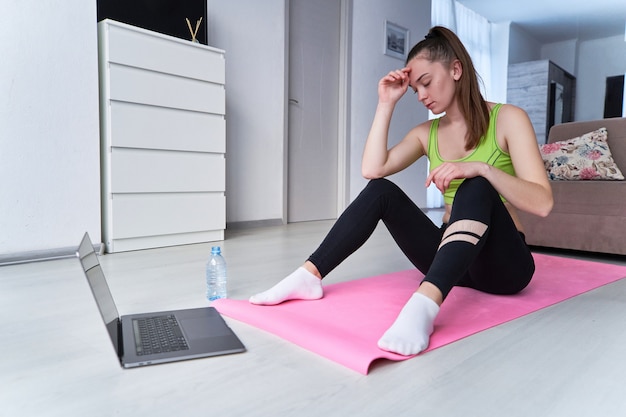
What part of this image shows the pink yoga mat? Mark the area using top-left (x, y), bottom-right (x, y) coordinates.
top-left (213, 254), bottom-right (626, 374)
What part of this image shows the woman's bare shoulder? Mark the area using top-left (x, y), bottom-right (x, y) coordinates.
top-left (407, 117), bottom-right (441, 138)
top-left (495, 103), bottom-right (530, 122)
top-left (494, 103), bottom-right (535, 135)
top-left (407, 118), bottom-right (436, 149)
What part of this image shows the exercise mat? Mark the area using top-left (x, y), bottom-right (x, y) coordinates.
top-left (213, 254), bottom-right (626, 374)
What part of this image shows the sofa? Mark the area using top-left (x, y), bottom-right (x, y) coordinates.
top-left (518, 117), bottom-right (626, 256)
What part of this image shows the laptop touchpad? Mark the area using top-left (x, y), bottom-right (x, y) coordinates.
top-left (181, 317), bottom-right (233, 340)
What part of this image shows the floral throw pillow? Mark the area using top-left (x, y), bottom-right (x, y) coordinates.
top-left (540, 128), bottom-right (624, 180)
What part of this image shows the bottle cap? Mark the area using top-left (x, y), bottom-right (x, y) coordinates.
top-left (211, 246), bottom-right (221, 255)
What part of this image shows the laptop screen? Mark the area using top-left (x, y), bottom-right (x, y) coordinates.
top-left (77, 233), bottom-right (121, 355)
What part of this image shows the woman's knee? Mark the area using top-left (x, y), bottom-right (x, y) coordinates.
top-left (454, 177), bottom-right (499, 205)
top-left (457, 176), bottom-right (494, 194)
top-left (361, 178), bottom-right (402, 198)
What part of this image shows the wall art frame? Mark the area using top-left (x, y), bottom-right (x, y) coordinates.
top-left (384, 20), bottom-right (409, 60)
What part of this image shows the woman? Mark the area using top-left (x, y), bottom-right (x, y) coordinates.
top-left (249, 26), bottom-right (553, 356)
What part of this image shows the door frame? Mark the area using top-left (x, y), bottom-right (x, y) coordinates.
top-left (282, 0), bottom-right (352, 224)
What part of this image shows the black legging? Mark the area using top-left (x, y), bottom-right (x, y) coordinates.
top-left (307, 177), bottom-right (535, 300)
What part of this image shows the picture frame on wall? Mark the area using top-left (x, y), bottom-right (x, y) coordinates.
top-left (384, 20), bottom-right (409, 60)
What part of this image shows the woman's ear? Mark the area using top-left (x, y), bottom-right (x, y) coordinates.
top-left (451, 59), bottom-right (462, 81)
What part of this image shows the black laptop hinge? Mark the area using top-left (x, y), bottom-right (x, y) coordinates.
top-left (117, 319), bottom-right (124, 357)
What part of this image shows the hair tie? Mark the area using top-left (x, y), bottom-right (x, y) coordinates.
top-left (424, 32), bottom-right (435, 40)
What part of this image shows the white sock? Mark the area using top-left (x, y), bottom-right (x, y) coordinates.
top-left (249, 267), bottom-right (323, 305)
top-left (377, 292), bottom-right (440, 356)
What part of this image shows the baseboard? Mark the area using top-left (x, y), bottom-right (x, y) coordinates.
top-left (226, 219), bottom-right (285, 230)
top-left (0, 222), bottom-right (285, 265)
top-left (0, 243), bottom-right (103, 266)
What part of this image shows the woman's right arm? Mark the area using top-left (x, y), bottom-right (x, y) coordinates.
top-left (362, 69), bottom-right (426, 179)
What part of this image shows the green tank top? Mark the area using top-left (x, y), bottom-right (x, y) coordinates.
top-left (427, 103), bottom-right (515, 204)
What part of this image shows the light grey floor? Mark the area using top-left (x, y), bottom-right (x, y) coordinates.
top-left (2, 217), bottom-right (626, 417)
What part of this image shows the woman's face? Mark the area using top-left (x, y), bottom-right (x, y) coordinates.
top-left (406, 56), bottom-right (460, 115)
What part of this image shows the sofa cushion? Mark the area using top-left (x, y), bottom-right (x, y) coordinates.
top-left (547, 118), bottom-right (626, 171)
top-left (548, 180), bottom-right (626, 217)
top-left (518, 181), bottom-right (626, 255)
top-left (540, 127), bottom-right (624, 180)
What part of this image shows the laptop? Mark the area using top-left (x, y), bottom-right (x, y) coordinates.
top-left (76, 232), bottom-right (245, 368)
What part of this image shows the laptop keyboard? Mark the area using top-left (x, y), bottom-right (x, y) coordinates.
top-left (132, 315), bottom-right (189, 356)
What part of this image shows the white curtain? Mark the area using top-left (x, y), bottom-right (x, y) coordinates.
top-left (453, 1), bottom-right (492, 99)
top-left (431, 0), bottom-right (492, 99)
top-left (431, 0), bottom-right (456, 32)
top-left (426, 0), bottom-right (493, 209)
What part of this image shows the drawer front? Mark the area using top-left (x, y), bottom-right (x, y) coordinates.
top-left (105, 22), bottom-right (225, 84)
top-left (109, 64), bottom-right (225, 114)
top-left (110, 193), bottom-right (225, 239)
top-left (109, 101), bottom-right (225, 153)
top-left (110, 148), bottom-right (225, 193)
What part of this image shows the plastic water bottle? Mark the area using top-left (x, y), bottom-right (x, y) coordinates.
top-left (206, 246), bottom-right (227, 302)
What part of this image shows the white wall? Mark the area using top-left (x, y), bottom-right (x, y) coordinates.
top-left (207, 0), bottom-right (287, 224)
top-left (507, 26), bottom-right (625, 123)
top-left (541, 39), bottom-right (578, 75)
top-left (576, 35), bottom-right (626, 121)
top-left (207, 0), bottom-right (432, 222)
top-left (508, 24), bottom-right (542, 64)
top-left (0, 1), bottom-right (101, 255)
top-left (0, 0), bottom-right (434, 257)
top-left (349, 0), bottom-right (431, 204)
top-left (489, 22), bottom-right (511, 103)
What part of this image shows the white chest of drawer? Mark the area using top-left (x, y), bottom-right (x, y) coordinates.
top-left (98, 19), bottom-right (226, 253)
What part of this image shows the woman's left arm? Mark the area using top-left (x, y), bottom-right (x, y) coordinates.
top-left (483, 105), bottom-right (553, 217)
top-left (426, 105), bottom-right (553, 217)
